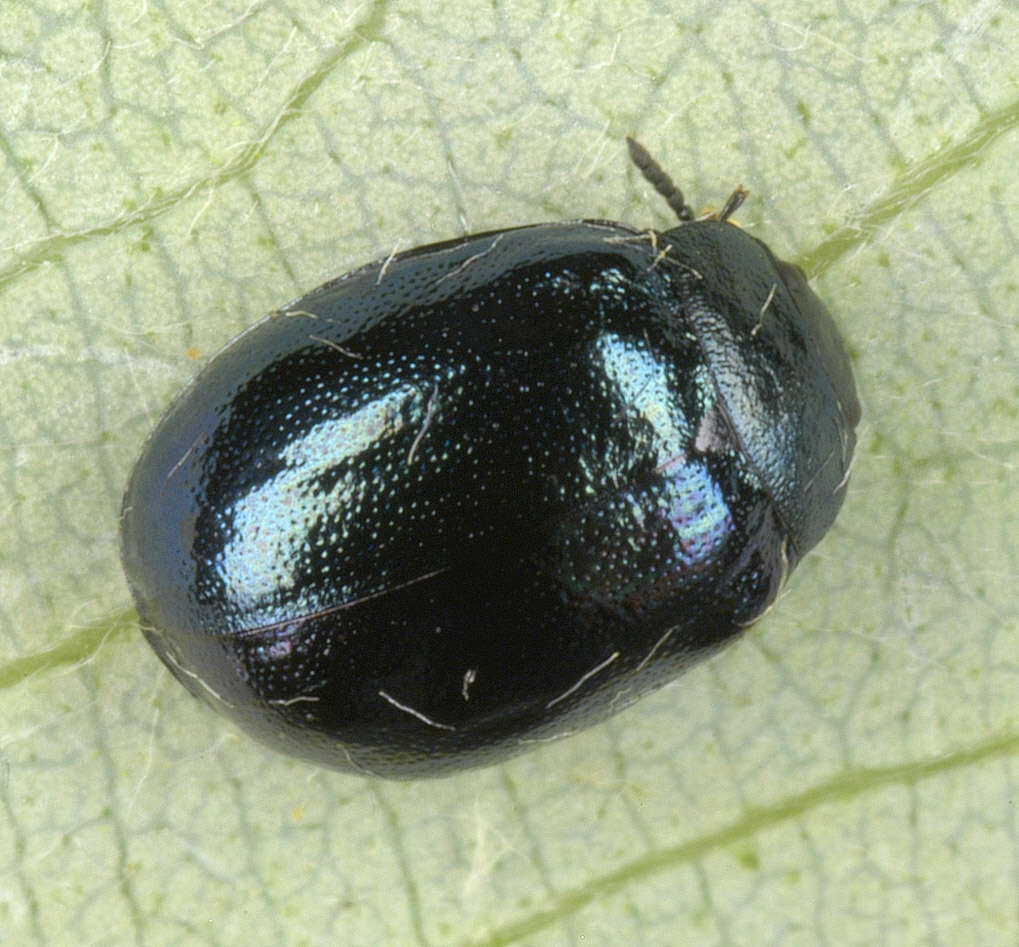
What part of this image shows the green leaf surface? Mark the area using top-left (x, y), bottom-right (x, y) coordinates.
top-left (2, 1), bottom-right (1017, 944)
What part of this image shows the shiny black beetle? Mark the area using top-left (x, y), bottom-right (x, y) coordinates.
top-left (120, 139), bottom-right (859, 778)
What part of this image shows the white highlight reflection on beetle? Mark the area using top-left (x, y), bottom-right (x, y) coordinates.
top-left (594, 332), bottom-right (732, 564)
top-left (217, 385), bottom-right (417, 609)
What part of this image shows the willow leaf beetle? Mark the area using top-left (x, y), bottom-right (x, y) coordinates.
top-left (120, 139), bottom-right (859, 778)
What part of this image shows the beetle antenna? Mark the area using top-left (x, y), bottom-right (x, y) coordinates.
top-left (626, 137), bottom-right (694, 222)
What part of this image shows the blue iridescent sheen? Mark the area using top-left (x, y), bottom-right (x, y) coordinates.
top-left (120, 146), bottom-right (859, 778)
